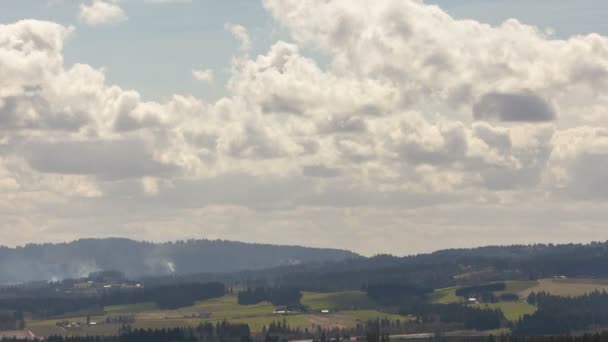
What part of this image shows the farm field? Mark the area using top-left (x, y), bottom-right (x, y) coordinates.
top-left (431, 287), bottom-right (461, 304)
top-left (24, 279), bottom-right (563, 338)
top-left (26, 293), bottom-right (413, 337)
top-left (518, 278), bottom-right (608, 298)
top-left (301, 290), bottom-right (377, 311)
top-left (500, 281), bottom-right (538, 296)
top-left (475, 302), bottom-right (537, 321)
top-left (433, 281), bottom-right (538, 321)
top-left (432, 280), bottom-right (537, 305)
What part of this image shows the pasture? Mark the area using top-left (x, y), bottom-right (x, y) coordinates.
top-left (518, 278), bottom-right (608, 298)
top-left (26, 292), bottom-right (413, 337)
top-left (475, 301), bottom-right (537, 321)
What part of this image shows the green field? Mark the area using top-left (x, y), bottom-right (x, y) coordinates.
top-left (476, 301), bottom-right (537, 321)
top-left (519, 278), bottom-right (608, 298)
top-left (25, 282), bottom-right (548, 337)
top-left (431, 281), bottom-right (538, 320)
top-left (26, 292), bottom-right (413, 337)
top-left (105, 302), bottom-right (158, 314)
top-left (302, 290), bottom-right (377, 311)
top-left (498, 281), bottom-right (538, 297)
top-left (432, 287), bottom-right (461, 304)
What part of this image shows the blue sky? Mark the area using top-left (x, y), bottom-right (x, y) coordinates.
top-left (3, 0), bottom-right (608, 102)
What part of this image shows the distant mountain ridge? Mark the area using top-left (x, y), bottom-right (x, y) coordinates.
top-left (0, 238), bottom-right (360, 284)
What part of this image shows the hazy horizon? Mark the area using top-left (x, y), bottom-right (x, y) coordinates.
top-left (3, 236), bottom-right (608, 258)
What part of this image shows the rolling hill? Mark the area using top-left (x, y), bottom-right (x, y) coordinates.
top-left (0, 238), bottom-right (359, 284)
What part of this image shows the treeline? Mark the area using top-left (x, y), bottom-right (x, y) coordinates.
top-left (415, 304), bottom-right (504, 331)
top-left (237, 287), bottom-right (301, 307)
top-left (513, 290), bottom-right (608, 335)
top-left (262, 318), bottom-right (455, 342)
top-left (238, 242), bottom-right (608, 295)
top-left (274, 261), bottom-right (459, 292)
top-left (25, 322), bottom-right (251, 342)
top-left (365, 283), bottom-right (432, 306)
top-left (0, 296), bottom-right (101, 319)
top-left (102, 282), bottom-right (226, 309)
top-left (0, 310), bottom-right (24, 330)
top-left (458, 332), bottom-right (608, 342)
top-left (0, 282), bottom-right (225, 318)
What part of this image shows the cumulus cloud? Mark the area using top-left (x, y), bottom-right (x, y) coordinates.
top-left (3, 0), bottom-right (608, 254)
top-left (192, 69), bottom-right (214, 83)
top-left (79, 0), bottom-right (127, 26)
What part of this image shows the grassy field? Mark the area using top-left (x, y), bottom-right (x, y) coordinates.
top-left (431, 287), bottom-right (462, 304)
top-left (301, 291), bottom-right (377, 311)
top-left (502, 281), bottom-right (538, 296)
top-left (475, 302), bottom-right (537, 321)
top-left (26, 292), bottom-right (413, 337)
top-left (519, 278), bottom-right (608, 298)
top-left (431, 281), bottom-right (538, 321)
top-left (105, 302), bottom-right (158, 314)
top-left (432, 280), bottom-right (538, 304)
top-left (25, 282), bottom-right (550, 337)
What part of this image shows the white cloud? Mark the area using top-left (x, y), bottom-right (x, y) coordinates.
top-left (225, 23), bottom-right (252, 53)
top-left (192, 69), bottom-right (214, 83)
top-left (78, 0), bottom-right (127, 26)
top-left (3, 0), bottom-right (608, 253)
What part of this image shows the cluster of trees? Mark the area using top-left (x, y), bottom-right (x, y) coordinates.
top-left (460, 332), bottom-right (608, 342)
top-left (237, 287), bottom-right (302, 307)
top-left (365, 283), bottom-right (432, 306)
top-left (0, 296), bottom-right (101, 319)
top-left (514, 291), bottom-right (608, 335)
top-left (34, 322), bottom-right (251, 342)
top-left (498, 293), bottom-right (519, 302)
top-left (102, 282), bottom-right (226, 309)
top-left (275, 261), bottom-right (459, 293)
top-left (0, 282), bottom-right (225, 318)
top-left (261, 318), bottom-right (432, 342)
top-left (0, 310), bottom-right (24, 330)
top-left (414, 304), bottom-right (505, 331)
top-left (189, 321), bottom-right (251, 342)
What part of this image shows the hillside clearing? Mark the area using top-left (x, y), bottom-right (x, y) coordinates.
top-left (519, 278), bottom-right (608, 298)
top-left (475, 302), bottom-right (537, 321)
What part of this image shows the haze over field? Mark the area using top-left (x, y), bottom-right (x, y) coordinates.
top-left (2, 0), bottom-right (608, 255)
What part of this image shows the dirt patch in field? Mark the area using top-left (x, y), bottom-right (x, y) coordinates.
top-left (519, 278), bottom-right (608, 298)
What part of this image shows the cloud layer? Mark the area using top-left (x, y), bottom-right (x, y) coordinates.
top-left (2, 0), bottom-right (608, 254)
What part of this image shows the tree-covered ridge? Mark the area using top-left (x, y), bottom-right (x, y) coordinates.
top-left (514, 291), bottom-right (608, 336)
top-left (0, 238), bottom-right (359, 284)
top-left (240, 241), bottom-right (608, 292)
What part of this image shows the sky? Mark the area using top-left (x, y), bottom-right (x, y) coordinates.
top-left (2, 0), bottom-right (608, 256)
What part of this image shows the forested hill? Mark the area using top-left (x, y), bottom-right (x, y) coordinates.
top-left (211, 241), bottom-right (608, 291)
top-left (0, 238), bottom-right (359, 284)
